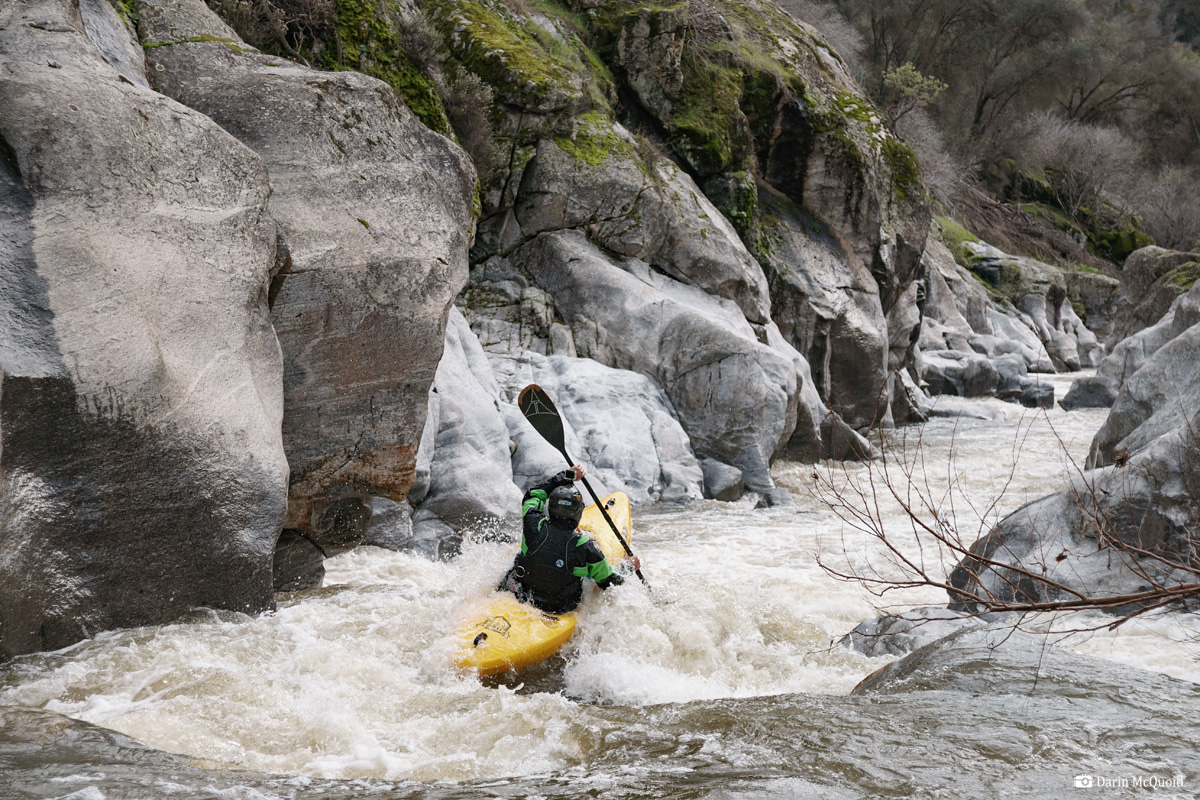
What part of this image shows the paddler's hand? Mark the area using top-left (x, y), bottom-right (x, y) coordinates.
top-left (627, 554), bottom-right (641, 572)
top-left (569, 464), bottom-right (585, 481)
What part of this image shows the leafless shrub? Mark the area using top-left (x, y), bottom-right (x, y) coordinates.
top-left (1018, 110), bottom-right (1141, 219)
top-left (895, 110), bottom-right (971, 212)
top-left (813, 401), bottom-right (1200, 632)
top-left (395, 6), bottom-right (445, 77)
top-left (1126, 165), bottom-right (1200, 251)
top-left (204, 0), bottom-right (335, 63)
top-left (442, 67), bottom-right (501, 184)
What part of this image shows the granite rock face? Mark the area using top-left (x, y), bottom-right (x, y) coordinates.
top-left (409, 307), bottom-right (523, 541)
top-left (1107, 246), bottom-right (1200, 346)
top-left (951, 282), bottom-right (1200, 612)
top-left (139, 0), bottom-right (476, 558)
top-left (756, 192), bottom-right (890, 430)
top-left (511, 230), bottom-right (799, 492)
top-left (513, 121), bottom-right (772, 325)
top-left (498, 353), bottom-right (705, 504)
top-left (0, 0), bottom-right (288, 657)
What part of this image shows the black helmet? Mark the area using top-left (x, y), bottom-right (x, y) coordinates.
top-left (547, 485), bottom-right (584, 527)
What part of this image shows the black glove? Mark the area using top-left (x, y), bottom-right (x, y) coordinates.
top-left (596, 572), bottom-right (625, 590)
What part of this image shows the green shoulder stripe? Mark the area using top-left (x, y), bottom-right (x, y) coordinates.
top-left (522, 489), bottom-right (548, 517)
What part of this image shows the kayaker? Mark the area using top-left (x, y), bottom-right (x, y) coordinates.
top-left (501, 464), bottom-right (640, 614)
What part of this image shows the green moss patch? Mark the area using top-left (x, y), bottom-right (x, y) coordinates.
top-left (883, 137), bottom-right (921, 203)
top-left (428, 0), bottom-right (581, 111)
top-left (322, 0), bottom-right (453, 137)
top-left (936, 216), bottom-right (978, 268)
top-left (669, 51), bottom-right (748, 175)
top-left (1167, 261), bottom-right (1200, 289)
top-left (552, 111), bottom-right (635, 166)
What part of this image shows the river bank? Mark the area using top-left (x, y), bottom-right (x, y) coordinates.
top-left (2, 375), bottom-right (1197, 798)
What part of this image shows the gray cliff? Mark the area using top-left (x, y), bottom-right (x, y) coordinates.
top-left (0, 0), bottom-right (1144, 656)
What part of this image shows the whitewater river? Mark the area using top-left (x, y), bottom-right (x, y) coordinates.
top-left (3, 374), bottom-right (1199, 798)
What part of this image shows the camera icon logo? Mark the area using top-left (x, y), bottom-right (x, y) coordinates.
top-left (1075, 775), bottom-right (1095, 788)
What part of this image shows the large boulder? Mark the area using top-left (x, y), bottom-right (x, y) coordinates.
top-left (1060, 375), bottom-right (1119, 411)
top-left (513, 118), bottom-right (772, 325)
top-left (1088, 322), bottom-right (1200, 469)
top-left (79, 0), bottom-right (146, 86)
top-left (1108, 245), bottom-right (1200, 347)
top-left (409, 308), bottom-right (523, 541)
top-left (0, 0), bottom-right (288, 657)
top-left (962, 241), bottom-right (1088, 370)
top-left (512, 229), bottom-right (798, 492)
top-left (497, 353), bottom-right (705, 504)
top-left (1096, 282), bottom-right (1200, 388)
top-left (918, 350), bottom-right (1000, 398)
top-left (756, 191), bottom-right (890, 430)
top-left (919, 236), bottom-right (1066, 391)
top-left (139, 0), bottom-right (476, 558)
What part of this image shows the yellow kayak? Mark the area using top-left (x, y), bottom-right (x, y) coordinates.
top-left (453, 491), bottom-right (633, 676)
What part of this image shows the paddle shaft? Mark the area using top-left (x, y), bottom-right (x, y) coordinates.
top-left (554, 449), bottom-right (648, 587)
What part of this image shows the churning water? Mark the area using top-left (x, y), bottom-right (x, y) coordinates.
top-left (2, 374), bottom-right (1199, 798)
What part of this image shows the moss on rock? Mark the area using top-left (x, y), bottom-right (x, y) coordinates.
top-left (427, 0), bottom-right (583, 112)
top-left (1167, 261), bottom-right (1200, 289)
top-left (552, 110), bottom-right (636, 166)
top-left (318, 0), bottom-right (453, 137)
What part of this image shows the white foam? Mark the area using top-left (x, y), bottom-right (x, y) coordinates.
top-left (3, 394), bottom-right (1193, 783)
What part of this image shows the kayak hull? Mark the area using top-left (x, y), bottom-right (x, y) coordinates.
top-left (453, 596), bottom-right (576, 676)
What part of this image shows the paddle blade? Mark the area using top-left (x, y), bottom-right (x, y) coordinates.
top-left (518, 384), bottom-right (567, 456)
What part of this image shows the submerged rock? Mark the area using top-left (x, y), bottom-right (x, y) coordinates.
top-left (852, 626), bottom-right (1200, 705)
top-left (841, 607), bottom-right (989, 658)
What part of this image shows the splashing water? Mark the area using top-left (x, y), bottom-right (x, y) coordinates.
top-left (2, 378), bottom-right (1198, 792)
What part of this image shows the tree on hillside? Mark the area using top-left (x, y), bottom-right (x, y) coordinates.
top-left (1163, 0), bottom-right (1200, 50)
top-left (958, 0), bottom-right (1087, 138)
top-left (1051, 9), bottom-right (1177, 126)
top-left (882, 62), bottom-right (947, 132)
top-left (835, 0), bottom-right (1087, 142)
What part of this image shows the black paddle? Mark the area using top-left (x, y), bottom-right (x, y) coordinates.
top-left (518, 384), bottom-right (650, 588)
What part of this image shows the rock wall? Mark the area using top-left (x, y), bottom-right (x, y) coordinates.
top-left (913, 233), bottom-right (1106, 414)
top-left (403, 0), bottom-right (935, 502)
top-left (138, 0), bottom-right (476, 560)
top-left (0, 0), bottom-right (289, 657)
top-left (0, 0), bottom-right (471, 654)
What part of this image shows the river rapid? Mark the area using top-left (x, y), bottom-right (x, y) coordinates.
top-left (3, 374), bottom-right (1199, 799)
